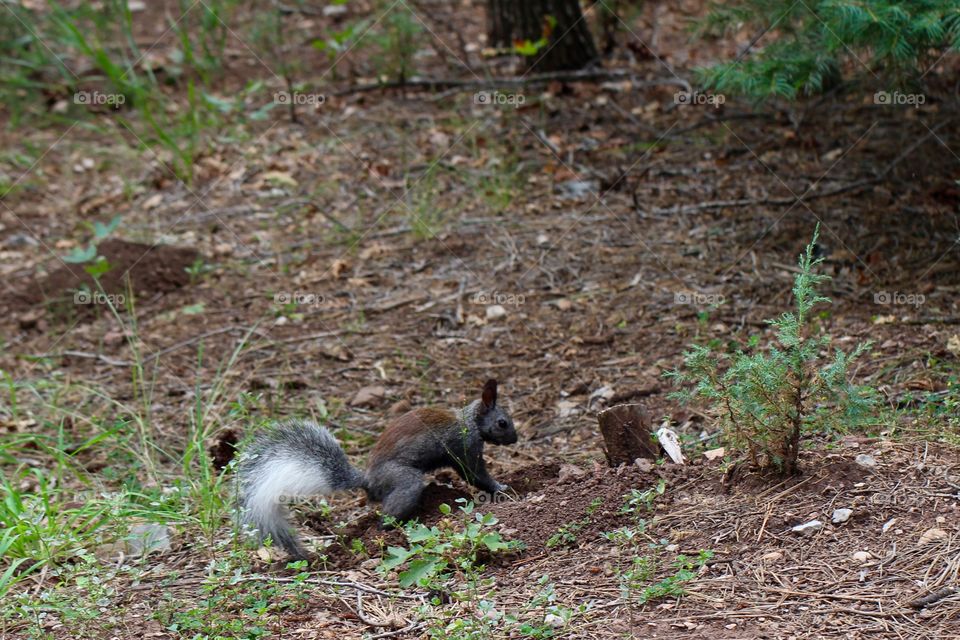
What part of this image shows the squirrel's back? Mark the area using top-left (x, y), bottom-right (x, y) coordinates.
top-left (369, 407), bottom-right (461, 467)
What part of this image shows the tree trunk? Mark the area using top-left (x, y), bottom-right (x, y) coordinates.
top-left (487, 0), bottom-right (599, 73)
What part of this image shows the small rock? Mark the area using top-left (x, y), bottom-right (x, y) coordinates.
top-left (3, 233), bottom-right (38, 247)
top-left (143, 193), bottom-right (164, 210)
top-left (852, 551), bottom-right (872, 564)
top-left (558, 463), bottom-right (586, 482)
top-left (322, 3), bottom-right (347, 16)
top-left (634, 458), bottom-right (654, 473)
top-left (761, 551), bottom-right (784, 565)
top-left (919, 528), bottom-right (948, 546)
top-left (543, 613), bottom-right (564, 629)
top-left (791, 520), bottom-right (823, 536)
top-left (81, 157), bottom-right (95, 170)
top-left (536, 233), bottom-right (550, 247)
top-left (485, 304), bottom-right (507, 321)
top-left (948, 334), bottom-right (960, 357)
top-left (665, 544), bottom-right (679, 552)
top-left (703, 447), bottom-right (725, 461)
top-left (125, 523), bottom-right (172, 557)
top-left (350, 385), bottom-right (387, 408)
top-left (855, 454), bottom-right (876, 468)
top-left (103, 330), bottom-right (128, 347)
top-left (556, 179), bottom-right (598, 200)
top-left (556, 400), bottom-right (579, 418)
top-left (882, 518), bottom-right (897, 533)
top-left (554, 298), bottom-right (573, 311)
top-left (832, 508), bottom-right (853, 524)
top-left (588, 385), bottom-right (614, 407)
top-left (319, 344), bottom-right (351, 362)
top-left (18, 310), bottom-right (44, 331)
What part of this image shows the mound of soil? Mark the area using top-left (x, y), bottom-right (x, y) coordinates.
top-left (306, 465), bottom-right (564, 568)
top-left (309, 450), bottom-right (918, 572)
top-left (12, 239), bottom-right (201, 323)
top-left (487, 462), bottom-right (664, 549)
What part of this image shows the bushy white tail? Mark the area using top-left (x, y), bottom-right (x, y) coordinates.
top-left (236, 420), bottom-right (365, 557)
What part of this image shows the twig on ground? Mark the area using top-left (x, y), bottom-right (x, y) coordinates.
top-left (352, 589), bottom-right (396, 628)
top-left (909, 587), bottom-right (958, 609)
top-left (367, 621), bottom-right (425, 639)
top-left (333, 70), bottom-right (690, 96)
top-left (31, 350), bottom-right (131, 366)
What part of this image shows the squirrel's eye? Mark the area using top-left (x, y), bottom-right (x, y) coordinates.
top-left (497, 419), bottom-right (508, 429)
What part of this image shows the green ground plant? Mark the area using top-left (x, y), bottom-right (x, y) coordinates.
top-left (380, 500), bottom-right (525, 638)
top-left (0, 295), bottom-right (265, 617)
top-left (61, 214), bottom-right (122, 278)
top-left (623, 550), bottom-right (713, 605)
top-left (379, 500), bottom-right (520, 590)
top-left (900, 368), bottom-right (960, 445)
top-left (602, 482), bottom-right (712, 620)
top-left (373, 7), bottom-right (423, 84)
top-left (545, 497), bottom-right (603, 549)
top-left (667, 225), bottom-right (876, 474)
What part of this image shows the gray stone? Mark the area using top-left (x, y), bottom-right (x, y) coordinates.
top-left (832, 508), bottom-right (853, 524)
top-left (125, 523), bottom-right (172, 557)
top-left (855, 454), bottom-right (876, 468)
top-left (791, 520), bottom-right (823, 536)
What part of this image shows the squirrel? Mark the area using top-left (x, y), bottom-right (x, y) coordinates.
top-left (236, 379), bottom-right (518, 558)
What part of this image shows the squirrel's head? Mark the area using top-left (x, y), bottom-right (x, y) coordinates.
top-left (474, 379), bottom-right (518, 446)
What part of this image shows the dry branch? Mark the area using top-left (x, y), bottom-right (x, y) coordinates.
top-left (333, 70), bottom-right (690, 96)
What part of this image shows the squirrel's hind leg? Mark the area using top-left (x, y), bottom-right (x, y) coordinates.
top-left (377, 465), bottom-right (425, 525)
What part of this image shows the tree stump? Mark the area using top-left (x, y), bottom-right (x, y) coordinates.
top-left (597, 403), bottom-right (657, 466)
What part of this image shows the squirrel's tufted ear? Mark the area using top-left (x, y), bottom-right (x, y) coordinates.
top-left (480, 379), bottom-right (498, 411)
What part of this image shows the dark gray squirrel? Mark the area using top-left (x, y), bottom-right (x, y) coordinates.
top-left (236, 379), bottom-right (518, 558)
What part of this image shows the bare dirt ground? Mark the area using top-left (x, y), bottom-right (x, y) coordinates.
top-left (1, 0), bottom-right (959, 638)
